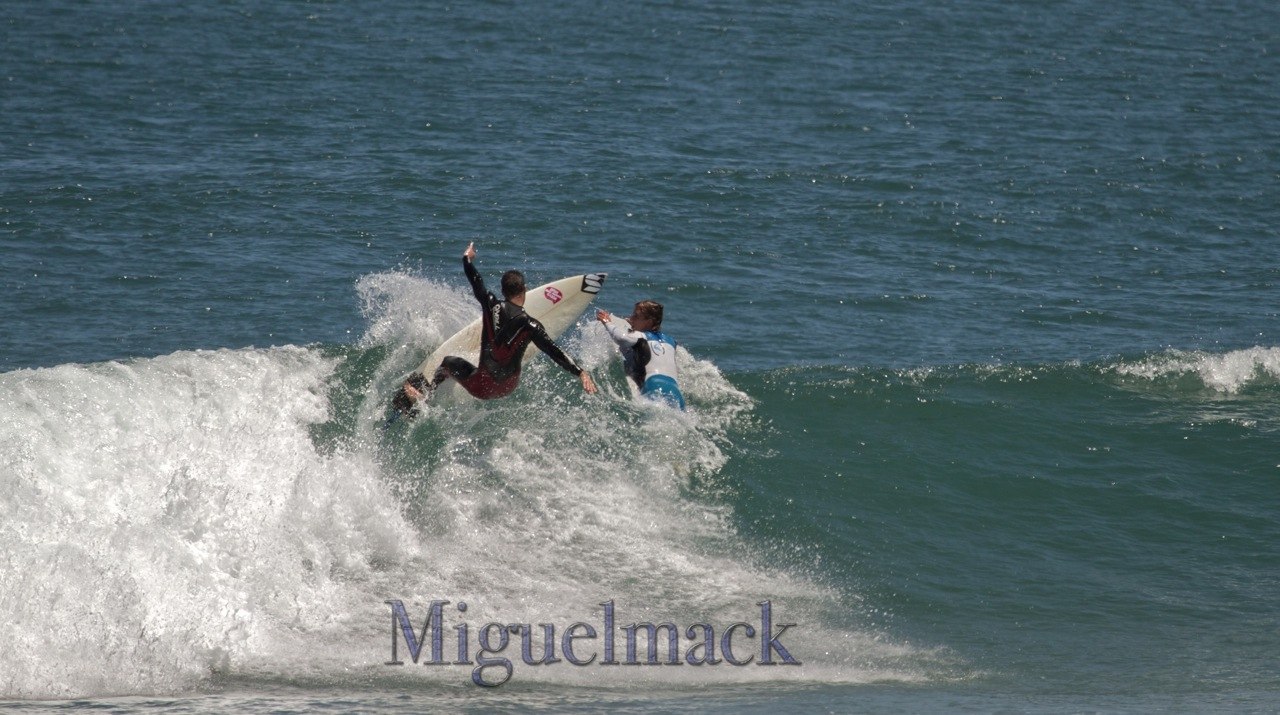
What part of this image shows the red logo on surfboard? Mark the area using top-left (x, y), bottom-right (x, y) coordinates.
top-left (544, 286), bottom-right (563, 304)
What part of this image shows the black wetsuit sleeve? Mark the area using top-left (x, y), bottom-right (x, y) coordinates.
top-left (529, 319), bottom-right (583, 375)
top-left (463, 257), bottom-right (495, 308)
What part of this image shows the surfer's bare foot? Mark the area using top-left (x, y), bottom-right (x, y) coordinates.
top-left (403, 380), bottom-right (425, 402)
top-left (391, 372), bottom-right (430, 416)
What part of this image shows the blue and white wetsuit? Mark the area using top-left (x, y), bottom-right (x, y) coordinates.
top-left (601, 315), bottom-right (685, 410)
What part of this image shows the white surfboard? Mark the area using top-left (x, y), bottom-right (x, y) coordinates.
top-left (404, 272), bottom-right (606, 404)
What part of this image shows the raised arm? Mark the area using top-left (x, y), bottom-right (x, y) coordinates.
top-left (461, 242), bottom-right (491, 305)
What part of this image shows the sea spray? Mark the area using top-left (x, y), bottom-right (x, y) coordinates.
top-left (0, 347), bottom-right (420, 698)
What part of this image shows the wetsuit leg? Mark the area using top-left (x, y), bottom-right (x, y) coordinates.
top-left (435, 356), bottom-right (477, 384)
top-left (641, 374), bottom-right (685, 410)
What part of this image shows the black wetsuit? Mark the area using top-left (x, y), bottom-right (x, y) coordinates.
top-left (435, 257), bottom-right (584, 399)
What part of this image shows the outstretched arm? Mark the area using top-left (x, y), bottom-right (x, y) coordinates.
top-left (531, 321), bottom-right (597, 394)
top-left (596, 309), bottom-right (642, 347)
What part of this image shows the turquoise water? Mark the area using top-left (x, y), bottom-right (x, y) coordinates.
top-left (3, 0), bottom-right (1279, 712)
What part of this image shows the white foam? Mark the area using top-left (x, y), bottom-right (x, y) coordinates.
top-left (1113, 346), bottom-right (1280, 393)
top-left (0, 347), bottom-right (420, 698)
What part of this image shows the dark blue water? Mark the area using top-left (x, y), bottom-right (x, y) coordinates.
top-left (3, 0), bottom-right (1278, 712)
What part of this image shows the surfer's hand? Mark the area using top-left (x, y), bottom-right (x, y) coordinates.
top-left (595, 309), bottom-right (610, 323)
top-left (580, 372), bottom-right (598, 394)
top-left (463, 242), bottom-right (476, 262)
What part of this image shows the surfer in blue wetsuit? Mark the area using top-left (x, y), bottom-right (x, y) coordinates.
top-left (393, 242), bottom-right (596, 415)
top-left (596, 301), bottom-right (685, 410)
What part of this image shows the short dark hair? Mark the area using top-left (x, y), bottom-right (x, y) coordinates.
top-left (501, 270), bottom-right (526, 299)
top-left (635, 300), bottom-right (663, 329)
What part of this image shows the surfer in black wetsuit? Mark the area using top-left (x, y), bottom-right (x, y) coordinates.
top-left (392, 242), bottom-right (596, 416)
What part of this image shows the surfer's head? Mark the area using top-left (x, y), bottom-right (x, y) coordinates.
top-left (630, 301), bottom-right (664, 331)
top-left (501, 270), bottom-right (526, 300)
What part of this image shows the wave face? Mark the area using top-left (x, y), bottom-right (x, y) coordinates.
top-left (725, 349), bottom-right (1280, 694)
top-left (1, 274), bottom-right (937, 699)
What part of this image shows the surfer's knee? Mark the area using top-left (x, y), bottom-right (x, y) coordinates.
top-left (439, 356), bottom-right (475, 381)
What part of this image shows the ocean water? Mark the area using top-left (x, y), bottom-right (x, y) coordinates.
top-left (3, 0), bottom-right (1279, 712)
